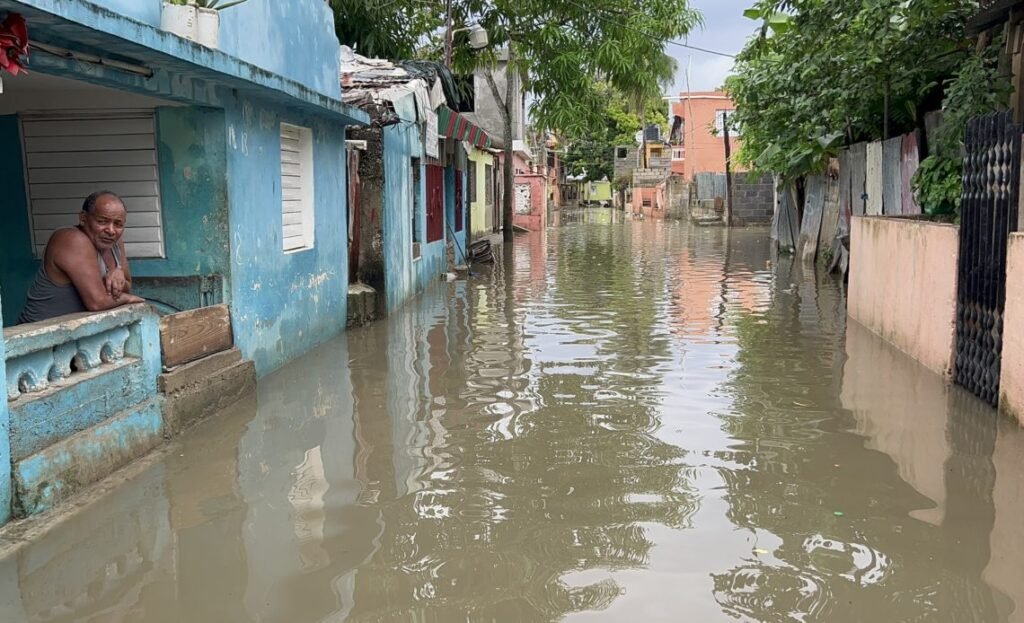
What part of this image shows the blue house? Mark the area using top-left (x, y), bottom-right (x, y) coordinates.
top-left (0, 0), bottom-right (367, 525)
top-left (341, 49), bottom-right (483, 315)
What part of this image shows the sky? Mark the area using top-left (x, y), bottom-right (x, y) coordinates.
top-left (667, 0), bottom-right (759, 96)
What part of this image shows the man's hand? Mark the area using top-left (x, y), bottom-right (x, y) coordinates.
top-left (104, 267), bottom-right (129, 299)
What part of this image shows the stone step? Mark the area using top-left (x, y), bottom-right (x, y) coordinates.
top-left (159, 347), bottom-right (255, 436)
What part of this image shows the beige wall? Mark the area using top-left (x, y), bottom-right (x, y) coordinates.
top-left (848, 216), bottom-right (958, 378)
top-left (1000, 233), bottom-right (1024, 425)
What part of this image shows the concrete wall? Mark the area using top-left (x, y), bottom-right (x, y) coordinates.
top-left (349, 127), bottom-right (386, 293)
top-left (848, 216), bottom-right (958, 378)
top-left (468, 147), bottom-right (493, 237)
top-left (380, 93), bottom-right (446, 313)
top-left (582, 180), bottom-right (612, 203)
top-left (731, 173), bottom-right (774, 225)
top-left (224, 94), bottom-right (350, 377)
top-left (0, 290), bottom-right (9, 525)
top-left (513, 174), bottom-right (546, 233)
top-left (466, 51), bottom-right (523, 146)
top-left (445, 167), bottom-right (469, 264)
top-left (999, 233), bottom-right (1024, 424)
top-left (40, 0), bottom-right (342, 100)
top-left (671, 91), bottom-right (739, 179)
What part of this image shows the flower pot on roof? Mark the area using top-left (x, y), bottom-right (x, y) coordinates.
top-left (162, 0), bottom-right (248, 48)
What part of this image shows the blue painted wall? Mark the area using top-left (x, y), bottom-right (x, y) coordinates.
top-left (0, 116), bottom-right (35, 327)
top-left (218, 0), bottom-right (342, 100)
top-left (224, 94), bottom-right (349, 377)
top-left (0, 288), bottom-right (11, 525)
top-left (381, 93), bottom-right (447, 314)
top-left (0, 107), bottom-right (231, 323)
top-left (445, 167), bottom-right (468, 265)
top-left (100, 0), bottom-right (162, 25)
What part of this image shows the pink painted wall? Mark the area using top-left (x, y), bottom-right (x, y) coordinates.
top-left (671, 91), bottom-right (742, 180)
top-left (848, 216), bottom-right (959, 378)
top-left (1000, 233), bottom-right (1024, 424)
top-left (631, 184), bottom-right (668, 219)
top-left (513, 173), bottom-right (547, 232)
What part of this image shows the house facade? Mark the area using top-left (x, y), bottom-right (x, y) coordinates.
top-left (670, 91), bottom-right (738, 179)
top-left (0, 0), bottom-right (367, 525)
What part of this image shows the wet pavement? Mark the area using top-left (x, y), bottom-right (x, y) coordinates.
top-left (2, 210), bottom-right (1023, 622)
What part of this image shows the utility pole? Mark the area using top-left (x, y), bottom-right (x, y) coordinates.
top-left (722, 110), bottom-right (733, 227)
top-left (444, 0), bottom-right (453, 67)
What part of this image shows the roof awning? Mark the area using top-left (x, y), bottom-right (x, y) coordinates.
top-left (438, 107), bottom-right (492, 149)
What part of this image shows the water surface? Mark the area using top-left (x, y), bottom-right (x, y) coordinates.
top-left (1, 212), bottom-right (1022, 622)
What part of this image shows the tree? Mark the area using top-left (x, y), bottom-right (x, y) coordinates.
top-left (447, 0), bottom-right (700, 240)
top-left (726, 0), bottom-right (975, 183)
top-left (562, 84), bottom-right (669, 183)
top-left (329, 0), bottom-right (442, 60)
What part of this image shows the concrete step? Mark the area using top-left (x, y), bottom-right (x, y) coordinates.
top-left (159, 347), bottom-right (256, 435)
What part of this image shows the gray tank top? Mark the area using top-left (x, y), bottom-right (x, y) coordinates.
top-left (17, 230), bottom-right (123, 324)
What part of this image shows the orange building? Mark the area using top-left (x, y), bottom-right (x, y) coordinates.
top-left (669, 91), bottom-right (741, 180)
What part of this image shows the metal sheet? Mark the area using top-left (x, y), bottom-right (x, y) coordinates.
top-left (901, 132), bottom-right (921, 215)
top-left (882, 136), bottom-right (902, 215)
top-left (865, 141), bottom-right (883, 215)
top-left (799, 174), bottom-right (825, 263)
top-left (775, 183), bottom-right (799, 252)
top-left (849, 142), bottom-right (867, 216)
top-left (838, 149), bottom-right (851, 234)
top-left (818, 161), bottom-right (841, 253)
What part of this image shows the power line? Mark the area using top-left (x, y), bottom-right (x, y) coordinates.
top-left (558, 0), bottom-right (736, 59)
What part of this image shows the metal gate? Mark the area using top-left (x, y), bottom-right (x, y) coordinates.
top-left (955, 111), bottom-right (1022, 405)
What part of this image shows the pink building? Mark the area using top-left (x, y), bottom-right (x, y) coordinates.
top-left (670, 91), bottom-right (742, 180)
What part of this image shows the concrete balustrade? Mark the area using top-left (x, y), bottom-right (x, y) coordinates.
top-left (1, 305), bottom-right (164, 517)
top-left (6, 323), bottom-right (132, 402)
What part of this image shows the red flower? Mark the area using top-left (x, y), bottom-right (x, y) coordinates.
top-left (0, 13), bottom-right (29, 76)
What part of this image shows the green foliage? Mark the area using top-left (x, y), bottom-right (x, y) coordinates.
top-left (913, 156), bottom-right (961, 215)
top-left (329, 0), bottom-right (443, 60)
top-left (561, 84), bottom-right (668, 182)
top-left (727, 0), bottom-right (975, 181)
top-left (911, 38), bottom-right (1011, 215)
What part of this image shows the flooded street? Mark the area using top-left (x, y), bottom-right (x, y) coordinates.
top-left (2, 210), bottom-right (1024, 622)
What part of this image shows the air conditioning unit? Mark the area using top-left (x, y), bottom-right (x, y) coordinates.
top-left (643, 125), bottom-right (661, 142)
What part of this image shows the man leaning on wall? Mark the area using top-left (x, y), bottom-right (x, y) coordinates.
top-left (18, 190), bottom-right (145, 324)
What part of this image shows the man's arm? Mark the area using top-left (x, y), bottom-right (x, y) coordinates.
top-left (105, 238), bottom-right (132, 298)
top-left (53, 231), bottom-right (143, 311)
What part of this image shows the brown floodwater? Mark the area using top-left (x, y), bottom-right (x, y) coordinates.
top-left (2, 211), bottom-right (1023, 622)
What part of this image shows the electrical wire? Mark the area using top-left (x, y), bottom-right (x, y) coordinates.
top-left (557, 0), bottom-right (735, 59)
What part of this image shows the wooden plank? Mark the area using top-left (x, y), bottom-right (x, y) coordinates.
top-left (26, 149), bottom-right (157, 168)
top-left (28, 165), bottom-right (157, 184)
top-left (25, 134), bottom-right (155, 153)
top-left (29, 180), bottom-right (160, 200)
top-left (901, 132), bottom-right (922, 215)
top-left (865, 141), bottom-right (884, 215)
top-left (31, 196), bottom-right (161, 215)
top-left (159, 304), bottom-right (233, 368)
top-left (22, 117), bottom-right (155, 138)
top-left (800, 174), bottom-right (826, 263)
top-left (776, 183), bottom-right (800, 252)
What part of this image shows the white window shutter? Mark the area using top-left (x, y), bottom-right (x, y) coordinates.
top-left (280, 123), bottom-right (315, 252)
top-left (21, 110), bottom-right (165, 259)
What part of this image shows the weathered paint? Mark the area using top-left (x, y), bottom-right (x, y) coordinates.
top-left (4, 305), bottom-right (163, 517)
top-left (0, 289), bottom-right (10, 525)
top-left (848, 216), bottom-right (958, 378)
top-left (513, 173), bottom-right (546, 232)
top-left (380, 93), bottom-right (447, 313)
top-left (999, 233), bottom-right (1024, 424)
top-left (581, 180), bottom-right (612, 203)
top-left (2, 0), bottom-right (364, 121)
top-left (468, 147), bottom-right (494, 237)
top-left (445, 167), bottom-right (469, 265)
top-left (224, 95), bottom-right (350, 377)
top-left (0, 115), bottom-right (35, 327)
top-left (132, 106), bottom-right (232, 310)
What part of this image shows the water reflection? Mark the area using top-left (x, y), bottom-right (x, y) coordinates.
top-left (0, 216), bottom-right (1023, 622)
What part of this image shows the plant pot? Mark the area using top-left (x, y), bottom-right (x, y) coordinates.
top-left (196, 7), bottom-right (220, 48)
top-left (161, 2), bottom-right (197, 41)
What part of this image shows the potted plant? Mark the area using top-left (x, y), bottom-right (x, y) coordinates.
top-left (160, 0), bottom-right (248, 47)
top-left (194, 0), bottom-right (249, 48)
top-left (160, 0), bottom-right (197, 41)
